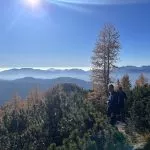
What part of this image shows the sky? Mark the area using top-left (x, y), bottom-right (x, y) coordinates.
top-left (0, 0), bottom-right (150, 69)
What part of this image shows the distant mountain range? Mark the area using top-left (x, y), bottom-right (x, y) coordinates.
top-left (0, 68), bottom-right (90, 80)
top-left (0, 66), bottom-right (150, 105)
top-left (0, 77), bottom-right (91, 105)
top-left (0, 66), bottom-right (150, 81)
top-left (112, 66), bottom-right (150, 83)
top-left (116, 66), bottom-right (150, 73)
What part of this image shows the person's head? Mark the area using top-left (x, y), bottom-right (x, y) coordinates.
top-left (118, 86), bottom-right (123, 91)
top-left (108, 84), bottom-right (114, 93)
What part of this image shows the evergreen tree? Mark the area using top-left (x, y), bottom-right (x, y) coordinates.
top-left (120, 74), bottom-right (131, 93)
top-left (136, 73), bottom-right (148, 87)
top-left (129, 85), bottom-right (150, 132)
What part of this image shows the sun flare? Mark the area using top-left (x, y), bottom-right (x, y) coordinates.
top-left (25, 0), bottom-right (41, 8)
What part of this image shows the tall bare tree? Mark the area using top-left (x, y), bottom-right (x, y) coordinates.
top-left (92, 24), bottom-right (120, 95)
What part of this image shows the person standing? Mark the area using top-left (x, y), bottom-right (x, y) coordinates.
top-left (107, 84), bottom-right (119, 125)
top-left (117, 87), bottom-right (127, 122)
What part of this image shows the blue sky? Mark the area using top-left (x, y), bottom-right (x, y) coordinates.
top-left (0, 0), bottom-right (150, 68)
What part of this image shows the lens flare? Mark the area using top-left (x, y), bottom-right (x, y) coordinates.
top-left (24, 0), bottom-right (41, 8)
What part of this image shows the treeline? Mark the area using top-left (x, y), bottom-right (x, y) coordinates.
top-left (111, 73), bottom-right (150, 150)
top-left (120, 74), bottom-right (150, 134)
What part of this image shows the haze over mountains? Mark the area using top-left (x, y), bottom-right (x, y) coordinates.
top-left (0, 77), bottom-right (91, 105)
top-left (0, 66), bottom-right (150, 105)
top-left (0, 68), bottom-right (90, 81)
top-left (0, 66), bottom-right (150, 81)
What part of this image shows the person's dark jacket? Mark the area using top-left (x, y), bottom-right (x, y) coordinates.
top-left (108, 91), bottom-right (119, 114)
top-left (118, 91), bottom-right (127, 108)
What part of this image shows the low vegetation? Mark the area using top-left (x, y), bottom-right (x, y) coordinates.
top-left (0, 83), bottom-right (131, 150)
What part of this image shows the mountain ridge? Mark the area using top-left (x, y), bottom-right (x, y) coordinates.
top-left (0, 66), bottom-right (150, 80)
top-left (0, 77), bottom-right (91, 105)
top-left (1, 66), bottom-right (150, 73)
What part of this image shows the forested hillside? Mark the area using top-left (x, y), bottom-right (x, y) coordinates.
top-left (0, 83), bottom-right (130, 150)
top-left (0, 77), bottom-right (91, 105)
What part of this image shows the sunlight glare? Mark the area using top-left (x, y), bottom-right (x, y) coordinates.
top-left (24, 0), bottom-right (41, 8)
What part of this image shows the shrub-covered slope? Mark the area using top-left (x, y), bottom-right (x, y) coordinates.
top-left (0, 84), bottom-right (130, 150)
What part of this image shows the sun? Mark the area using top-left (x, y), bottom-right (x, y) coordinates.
top-left (25, 0), bottom-right (41, 8)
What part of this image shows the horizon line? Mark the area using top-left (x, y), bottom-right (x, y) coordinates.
top-left (0, 67), bottom-right (91, 72)
top-left (0, 65), bottom-right (150, 72)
